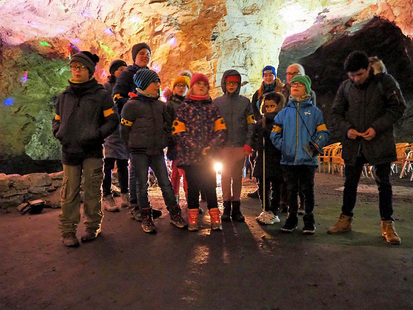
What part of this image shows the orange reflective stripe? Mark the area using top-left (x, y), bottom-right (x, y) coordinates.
top-left (247, 114), bottom-right (255, 124)
top-left (103, 108), bottom-right (114, 117)
top-left (121, 118), bottom-right (133, 127)
top-left (271, 125), bottom-right (282, 133)
top-left (54, 114), bottom-right (60, 120)
top-left (113, 94), bottom-right (121, 101)
top-left (172, 120), bottom-right (186, 134)
top-left (317, 124), bottom-right (327, 131)
top-left (214, 117), bottom-right (226, 131)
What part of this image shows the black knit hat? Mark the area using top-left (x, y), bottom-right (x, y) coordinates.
top-left (70, 51), bottom-right (99, 76)
top-left (133, 69), bottom-right (160, 90)
top-left (109, 59), bottom-right (127, 76)
top-left (131, 43), bottom-right (151, 62)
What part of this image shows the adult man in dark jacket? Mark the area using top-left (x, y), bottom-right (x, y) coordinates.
top-left (327, 51), bottom-right (406, 245)
top-left (53, 51), bottom-right (118, 247)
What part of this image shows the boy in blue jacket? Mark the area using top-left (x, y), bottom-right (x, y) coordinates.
top-left (270, 75), bottom-right (329, 234)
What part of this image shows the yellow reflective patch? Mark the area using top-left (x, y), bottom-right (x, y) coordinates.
top-left (271, 125), bottom-right (282, 133)
top-left (121, 118), bottom-right (133, 127)
top-left (54, 114), bottom-right (60, 120)
top-left (113, 94), bottom-right (121, 101)
top-left (214, 117), bottom-right (226, 131)
top-left (317, 124), bottom-right (327, 131)
top-left (172, 120), bottom-right (186, 134)
top-left (104, 108), bottom-right (114, 117)
top-left (247, 114), bottom-right (255, 124)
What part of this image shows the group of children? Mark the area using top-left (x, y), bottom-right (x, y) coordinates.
top-left (54, 43), bottom-right (330, 247)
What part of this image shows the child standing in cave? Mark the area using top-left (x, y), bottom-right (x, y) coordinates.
top-left (52, 51), bottom-right (119, 247)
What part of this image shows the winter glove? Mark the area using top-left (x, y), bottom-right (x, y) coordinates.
top-left (243, 144), bottom-right (253, 156)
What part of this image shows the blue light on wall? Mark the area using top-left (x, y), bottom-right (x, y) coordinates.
top-left (4, 98), bottom-right (14, 106)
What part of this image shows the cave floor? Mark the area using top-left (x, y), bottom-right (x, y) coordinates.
top-left (1, 172), bottom-right (412, 310)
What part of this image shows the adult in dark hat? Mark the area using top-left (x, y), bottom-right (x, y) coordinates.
top-left (102, 59), bottom-right (128, 212)
top-left (52, 51), bottom-right (119, 247)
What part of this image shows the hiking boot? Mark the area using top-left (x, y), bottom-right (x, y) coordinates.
top-left (102, 195), bottom-right (120, 212)
top-left (81, 228), bottom-right (101, 242)
top-left (327, 213), bottom-right (352, 234)
top-left (209, 208), bottom-right (222, 231)
top-left (381, 220), bottom-right (401, 245)
top-left (120, 193), bottom-right (131, 208)
top-left (169, 206), bottom-right (188, 229)
top-left (221, 201), bottom-right (231, 221)
top-left (62, 232), bottom-right (79, 247)
top-left (231, 201), bottom-right (245, 222)
top-left (130, 206), bottom-right (142, 222)
top-left (256, 210), bottom-right (280, 225)
top-left (280, 214), bottom-right (298, 232)
top-left (247, 189), bottom-right (259, 199)
top-left (187, 208), bottom-right (199, 231)
top-left (303, 213), bottom-right (316, 235)
top-left (141, 208), bottom-right (156, 234)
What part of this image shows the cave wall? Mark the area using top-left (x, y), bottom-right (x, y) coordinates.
top-left (0, 0), bottom-right (412, 164)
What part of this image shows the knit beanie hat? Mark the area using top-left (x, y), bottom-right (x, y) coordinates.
top-left (70, 51), bottom-right (99, 76)
top-left (172, 76), bottom-right (190, 89)
top-left (190, 73), bottom-right (209, 88)
top-left (226, 75), bottom-right (241, 82)
top-left (131, 43), bottom-right (151, 62)
top-left (262, 65), bottom-right (276, 77)
top-left (291, 75), bottom-right (312, 95)
top-left (109, 59), bottom-right (127, 76)
top-left (133, 69), bottom-right (160, 90)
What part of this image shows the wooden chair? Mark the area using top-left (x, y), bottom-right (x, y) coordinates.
top-left (319, 142), bottom-right (341, 173)
top-left (331, 144), bottom-right (345, 176)
top-left (399, 150), bottom-right (413, 181)
top-left (391, 143), bottom-right (410, 174)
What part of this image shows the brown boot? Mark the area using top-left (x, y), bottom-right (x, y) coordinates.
top-left (381, 220), bottom-right (401, 245)
top-left (209, 208), bottom-right (222, 231)
top-left (187, 208), bottom-right (199, 231)
top-left (327, 213), bottom-right (352, 234)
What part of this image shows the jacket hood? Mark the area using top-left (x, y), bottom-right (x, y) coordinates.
top-left (221, 69), bottom-right (241, 96)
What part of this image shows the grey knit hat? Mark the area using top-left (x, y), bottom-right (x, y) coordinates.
top-left (109, 59), bottom-right (127, 76)
top-left (131, 43), bottom-right (151, 62)
top-left (133, 69), bottom-right (160, 90)
top-left (70, 51), bottom-right (99, 76)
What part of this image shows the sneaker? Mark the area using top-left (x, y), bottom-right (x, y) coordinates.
top-left (62, 232), bottom-right (79, 247)
top-left (120, 193), bottom-right (131, 208)
top-left (303, 214), bottom-right (316, 235)
top-left (247, 190), bottom-right (259, 199)
top-left (298, 206), bottom-right (305, 215)
top-left (221, 201), bottom-right (231, 221)
top-left (280, 215), bottom-right (298, 233)
top-left (152, 208), bottom-right (163, 219)
top-left (170, 209), bottom-right (188, 229)
top-left (102, 195), bottom-right (120, 212)
top-left (81, 228), bottom-right (101, 242)
top-left (256, 211), bottom-right (280, 225)
top-left (130, 207), bottom-right (142, 222)
top-left (141, 210), bottom-right (157, 234)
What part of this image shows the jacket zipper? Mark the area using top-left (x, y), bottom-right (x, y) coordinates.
top-left (295, 102), bottom-right (299, 164)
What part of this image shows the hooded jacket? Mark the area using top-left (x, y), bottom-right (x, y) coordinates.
top-left (214, 69), bottom-right (255, 148)
top-left (331, 71), bottom-right (406, 165)
top-left (270, 97), bottom-right (329, 166)
top-left (172, 97), bottom-right (227, 166)
top-left (120, 94), bottom-right (170, 156)
top-left (52, 79), bottom-right (119, 165)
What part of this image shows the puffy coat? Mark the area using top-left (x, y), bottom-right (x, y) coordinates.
top-left (214, 69), bottom-right (255, 148)
top-left (120, 94), bottom-right (170, 156)
top-left (102, 77), bottom-right (129, 160)
top-left (52, 79), bottom-right (119, 165)
top-left (331, 72), bottom-right (406, 165)
top-left (173, 97), bottom-right (227, 166)
top-left (270, 97), bottom-right (329, 166)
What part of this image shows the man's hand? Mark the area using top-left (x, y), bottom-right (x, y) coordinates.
top-left (202, 146), bottom-right (211, 156)
top-left (361, 127), bottom-right (376, 141)
top-left (347, 128), bottom-right (361, 139)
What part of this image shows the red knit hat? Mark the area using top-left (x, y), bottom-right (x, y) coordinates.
top-left (226, 75), bottom-right (240, 82)
top-left (190, 73), bottom-right (209, 88)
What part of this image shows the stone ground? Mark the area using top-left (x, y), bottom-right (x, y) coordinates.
top-left (1, 171), bottom-right (412, 310)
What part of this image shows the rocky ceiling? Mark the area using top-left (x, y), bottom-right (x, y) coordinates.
top-left (0, 0), bottom-right (412, 164)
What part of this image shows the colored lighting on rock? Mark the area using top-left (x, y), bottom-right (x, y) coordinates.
top-left (130, 16), bottom-right (141, 23)
top-left (4, 98), bottom-right (14, 106)
top-left (152, 65), bottom-right (160, 73)
top-left (169, 37), bottom-right (176, 46)
top-left (22, 71), bottom-right (28, 83)
top-left (104, 28), bottom-right (115, 35)
top-left (70, 39), bottom-right (81, 44)
top-left (40, 41), bottom-right (52, 47)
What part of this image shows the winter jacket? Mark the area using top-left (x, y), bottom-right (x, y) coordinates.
top-left (120, 94), bottom-right (170, 156)
top-left (251, 79), bottom-right (284, 121)
top-left (102, 77), bottom-right (129, 160)
top-left (112, 64), bottom-right (148, 113)
top-left (165, 94), bottom-right (186, 160)
top-left (270, 97), bottom-right (329, 166)
top-left (172, 97), bottom-right (227, 166)
top-left (52, 78), bottom-right (119, 165)
top-left (214, 69), bottom-right (255, 148)
top-left (331, 71), bottom-right (406, 165)
top-left (252, 112), bottom-right (282, 178)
